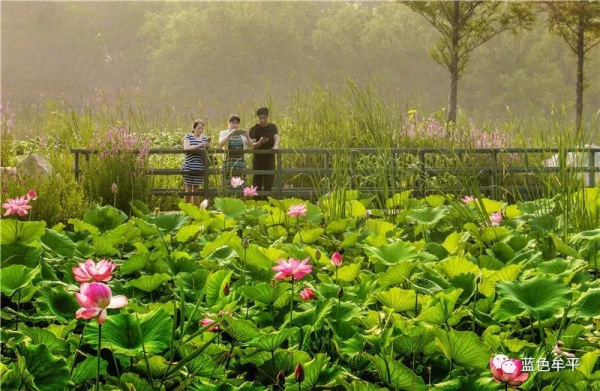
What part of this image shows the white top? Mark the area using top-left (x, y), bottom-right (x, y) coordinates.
top-left (219, 129), bottom-right (250, 149)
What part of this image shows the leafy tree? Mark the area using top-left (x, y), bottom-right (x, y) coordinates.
top-left (539, 1), bottom-right (600, 133)
top-left (404, 1), bottom-right (535, 124)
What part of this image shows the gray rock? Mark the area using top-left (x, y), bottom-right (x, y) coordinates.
top-left (16, 153), bottom-right (53, 177)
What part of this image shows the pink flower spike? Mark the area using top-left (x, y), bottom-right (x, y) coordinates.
top-left (231, 177), bottom-right (244, 188)
top-left (299, 287), bottom-right (315, 301)
top-left (243, 186), bottom-right (258, 197)
top-left (75, 282), bottom-right (128, 324)
top-left (72, 259), bottom-right (116, 282)
top-left (111, 183), bottom-right (118, 194)
top-left (461, 195), bottom-right (475, 204)
top-left (2, 196), bottom-right (32, 217)
top-left (26, 189), bottom-right (38, 201)
top-left (490, 212), bottom-right (503, 227)
top-left (287, 204), bottom-right (307, 218)
top-left (330, 252), bottom-right (343, 267)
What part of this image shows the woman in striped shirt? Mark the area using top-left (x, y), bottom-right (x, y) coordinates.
top-left (182, 119), bottom-right (210, 205)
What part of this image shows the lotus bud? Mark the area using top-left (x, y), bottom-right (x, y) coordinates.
top-left (243, 237), bottom-right (250, 249)
top-left (223, 282), bottom-right (230, 296)
top-left (111, 182), bottom-right (118, 194)
top-left (276, 371), bottom-right (286, 387)
top-left (315, 249), bottom-right (321, 261)
top-left (294, 363), bottom-right (304, 383)
top-left (337, 286), bottom-right (344, 299)
top-left (154, 207), bottom-right (160, 216)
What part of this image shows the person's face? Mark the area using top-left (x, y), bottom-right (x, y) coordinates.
top-left (258, 115), bottom-right (268, 127)
top-left (229, 120), bottom-right (239, 130)
top-left (194, 123), bottom-right (204, 134)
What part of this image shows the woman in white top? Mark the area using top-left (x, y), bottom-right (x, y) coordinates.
top-left (218, 115), bottom-right (259, 192)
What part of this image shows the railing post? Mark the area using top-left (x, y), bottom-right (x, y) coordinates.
top-left (203, 149), bottom-right (209, 200)
top-left (74, 151), bottom-right (80, 181)
top-left (490, 149), bottom-right (498, 199)
top-left (277, 150), bottom-right (283, 198)
top-left (589, 149), bottom-right (597, 187)
top-left (417, 150), bottom-right (425, 197)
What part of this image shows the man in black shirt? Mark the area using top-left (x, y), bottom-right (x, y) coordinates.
top-left (248, 107), bottom-right (280, 194)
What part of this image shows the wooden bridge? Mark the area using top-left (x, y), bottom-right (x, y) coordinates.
top-left (71, 147), bottom-right (599, 200)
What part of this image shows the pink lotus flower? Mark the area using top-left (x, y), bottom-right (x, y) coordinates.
top-left (75, 282), bottom-right (128, 324)
top-left (72, 259), bottom-right (116, 282)
top-left (461, 195), bottom-right (475, 204)
top-left (26, 189), bottom-right (37, 201)
top-left (2, 196), bottom-right (32, 217)
top-left (231, 177), bottom-right (244, 188)
top-left (300, 287), bottom-right (315, 301)
top-left (200, 313), bottom-right (220, 331)
top-left (200, 199), bottom-right (209, 209)
top-left (490, 212), bottom-right (503, 227)
top-left (287, 204), bottom-right (307, 218)
top-left (490, 355), bottom-right (529, 388)
top-left (243, 186), bottom-right (258, 197)
top-left (111, 183), bottom-right (118, 194)
top-left (330, 252), bottom-right (343, 267)
top-left (272, 258), bottom-right (313, 280)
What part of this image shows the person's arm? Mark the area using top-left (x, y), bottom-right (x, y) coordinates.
top-left (183, 137), bottom-right (192, 151)
top-left (272, 134), bottom-right (280, 150)
top-left (218, 130), bottom-right (231, 148)
top-left (183, 137), bottom-right (209, 151)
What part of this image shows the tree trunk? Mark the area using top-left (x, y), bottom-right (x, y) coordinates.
top-left (448, 1), bottom-right (460, 125)
top-left (575, 12), bottom-right (584, 135)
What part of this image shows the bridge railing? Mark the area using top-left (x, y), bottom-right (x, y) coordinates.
top-left (71, 147), bottom-right (599, 200)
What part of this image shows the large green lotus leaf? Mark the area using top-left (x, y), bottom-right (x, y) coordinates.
top-left (0, 243), bottom-right (43, 268)
top-left (17, 342), bottom-right (70, 391)
top-left (365, 220), bottom-right (395, 236)
top-left (386, 191), bottom-right (413, 209)
top-left (293, 228), bottom-right (324, 244)
top-left (68, 218), bottom-right (100, 235)
top-left (120, 372), bottom-right (153, 391)
top-left (150, 213), bottom-right (188, 233)
top-left (225, 318), bottom-right (261, 343)
top-left (126, 273), bottom-right (172, 292)
top-left (345, 200), bottom-right (367, 218)
top-left (175, 224), bottom-right (202, 243)
top-left (326, 219), bottom-right (350, 234)
top-left (131, 217), bottom-right (160, 237)
top-left (85, 308), bottom-right (172, 356)
top-left (393, 326), bottom-right (436, 355)
top-left (572, 288), bottom-right (600, 319)
top-left (178, 201), bottom-right (210, 221)
top-left (425, 194), bottom-right (446, 207)
top-left (348, 381), bottom-right (388, 391)
top-left (478, 265), bottom-right (522, 298)
top-left (214, 197), bottom-right (246, 220)
top-left (336, 262), bottom-right (361, 282)
top-left (244, 245), bottom-right (285, 271)
top-left (285, 353), bottom-right (342, 390)
top-left (449, 273), bottom-right (477, 302)
top-left (492, 275), bottom-right (572, 321)
top-left (240, 282), bottom-right (290, 306)
top-left (378, 262), bottom-right (415, 288)
top-left (205, 270), bottom-right (233, 306)
top-left (36, 286), bottom-right (80, 323)
top-left (293, 298), bottom-right (335, 328)
top-left (481, 227), bottom-right (510, 242)
top-left (436, 257), bottom-right (479, 280)
top-left (571, 228), bottom-right (600, 244)
top-left (185, 353), bottom-right (225, 379)
top-left (249, 329), bottom-right (295, 352)
top-left (549, 233), bottom-right (581, 258)
top-left (434, 329), bottom-right (491, 371)
top-left (200, 231), bottom-right (242, 258)
top-left (83, 205), bottom-right (127, 232)
top-left (371, 355), bottom-right (426, 390)
top-left (120, 252), bottom-right (151, 275)
top-left (364, 240), bottom-right (418, 266)
top-left (262, 207), bottom-right (286, 227)
top-left (442, 232), bottom-right (469, 254)
top-left (70, 355), bottom-right (108, 385)
top-left (490, 242), bottom-right (516, 263)
top-left (376, 288), bottom-right (422, 312)
top-left (577, 352), bottom-right (599, 378)
top-left (429, 375), bottom-right (497, 390)
top-left (130, 199), bottom-right (152, 218)
top-left (480, 198), bottom-right (502, 213)
top-left (537, 258), bottom-right (586, 276)
top-left (304, 202), bottom-right (323, 225)
top-left (0, 361), bottom-right (23, 390)
top-left (0, 265), bottom-right (40, 297)
top-left (0, 219), bottom-right (46, 245)
top-left (406, 206), bottom-right (448, 225)
top-left (20, 326), bottom-right (70, 356)
top-left (416, 289), bottom-right (462, 325)
top-left (40, 229), bottom-right (76, 258)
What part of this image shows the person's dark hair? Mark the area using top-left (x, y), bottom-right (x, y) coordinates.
top-left (193, 119), bottom-right (204, 129)
top-left (229, 114), bottom-right (241, 123)
top-left (256, 107), bottom-right (269, 117)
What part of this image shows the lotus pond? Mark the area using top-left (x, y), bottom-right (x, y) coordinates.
top-left (1, 190), bottom-right (599, 390)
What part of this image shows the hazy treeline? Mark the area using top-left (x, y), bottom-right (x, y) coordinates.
top-left (2, 1), bottom-right (599, 122)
